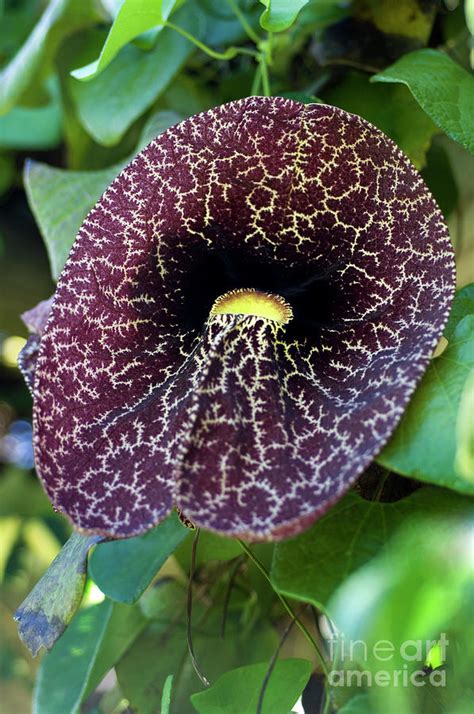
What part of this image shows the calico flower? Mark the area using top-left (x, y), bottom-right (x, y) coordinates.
top-left (23, 96), bottom-right (455, 541)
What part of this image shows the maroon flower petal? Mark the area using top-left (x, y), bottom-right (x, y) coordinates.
top-left (32, 97), bottom-right (455, 539)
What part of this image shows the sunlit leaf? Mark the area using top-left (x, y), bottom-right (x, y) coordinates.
top-left (71, 0), bottom-right (179, 81)
top-left (259, 0), bottom-right (310, 32)
top-left (372, 49), bottom-right (474, 154)
top-left (328, 514), bottom-right (474, 713)
top-left (15, 531), bottom-right (103, 656)
top-left (191, 659), bottom-right (312, 714)
top-left (314, 0), bottom-right (436, 71)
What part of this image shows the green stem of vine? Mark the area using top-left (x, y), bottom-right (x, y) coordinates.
top-left (165, 21), bottom-right (258, 61)
top-left (225, 0), bottom-right (261, 44)
top-left (251, 62), bottom-right (262, 95)
top-left (237, 540), bottom-right (329, 679)
top-left (259, 55), bottom-right (271, 96)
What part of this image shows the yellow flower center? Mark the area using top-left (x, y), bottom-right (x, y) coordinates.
top-left (210, 288), bottom-right (293, 325)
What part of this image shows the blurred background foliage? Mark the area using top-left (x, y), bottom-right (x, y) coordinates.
top-left (0, 1), bottom-right (473, 713)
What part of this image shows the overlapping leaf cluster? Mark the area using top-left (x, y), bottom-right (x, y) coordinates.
top-left (1, 1), bottom-right (474, 713)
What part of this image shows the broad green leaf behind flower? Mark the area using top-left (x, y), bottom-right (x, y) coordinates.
top-left (270, 486), bottom-right (467, 609)
top-left (24, 110), bottom-right (181, 280)
top-left (378, 285), bottom-right (474, 494)
top-left (372, 50), bottom-right (474, 155)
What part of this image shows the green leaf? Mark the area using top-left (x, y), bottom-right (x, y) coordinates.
top-left (271, 487), bottom-right (468, 609)
top-left (117, 580), bottom-right (278, 714)
top-left (0, 468), bottom-right (55, 518)
top-left (444, 283), bottom-right (474, 341)
top-left (372, 49), bottom-right (474, 155)
top-left (0, 77), bottom-right (62, 150)
top-left (0, 0), bottom-right (100, 115)
top-left (174, 529), bottom-right (242, 573)
top-left (24, 159), bottom-right (120, 281)
top-left (323, 71), bottom-right (438, 169)
top-left (328, 514), bottom-right (474, 713)
top-left (455, 369), bottom-right (474, 483)
top-left (161, 674), bottom-right (174, 714)
top-left (278, 91), bottom-right (321, 104)
top-left (191, 659), bottom-right (312, 714)
top-left (33, 600), bottom-right (113, 714)
top-left (83, 602), bottom-right (147, 698)
top-left (378, 287), bottom-right (474, 495)
top-left (71, 0), bottom-right (178, 81)
top-left (23, 110), bottom-right (180, 279)
top-left (338, 695), bottom-right (372, 713)
top-left (259, 0), bottom-right (310, 32)
top-left (421, 142), bottom-right (458, 218)
top-left (68, 7), bottom-right (198, 145)
top-left (359, 0), bottom-right (435, 43)
top-left (0, 0), bottom-right (68, 115)
top-left (89, 512), bottom-right (189, 603)
top-left (14, 531), bottom-right (102, 656)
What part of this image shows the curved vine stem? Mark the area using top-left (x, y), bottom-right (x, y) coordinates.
top-left (256, 611), bottom-right (298, 714)
top-left (225, 0), bottom-right (261, 44)
top-left (237, 540), bottom-right (329, 678)
top-left (187, 528), bottom-right (210, 687)
top-left (165, 21), bottom-right (258, 61)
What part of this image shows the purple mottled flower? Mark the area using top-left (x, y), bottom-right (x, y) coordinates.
top-left (22, 96), bottom-right (455, 540)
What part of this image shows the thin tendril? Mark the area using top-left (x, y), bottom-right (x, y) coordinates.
top-left (256, 613), bottom-right (297, 714)
top-left (237, 540), bottom-right (329, 679)
top-left (186, 528), bottom-right (210, 687)
top-left (221, 555), bottom-right (246, 638)
top-left (165, 21), bottom-right (259, 61)
top-left (225, 0), bottom-right (261, 44)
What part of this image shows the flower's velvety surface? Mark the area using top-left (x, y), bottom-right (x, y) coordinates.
top-left (31, 97), bottom-right (455, 539)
